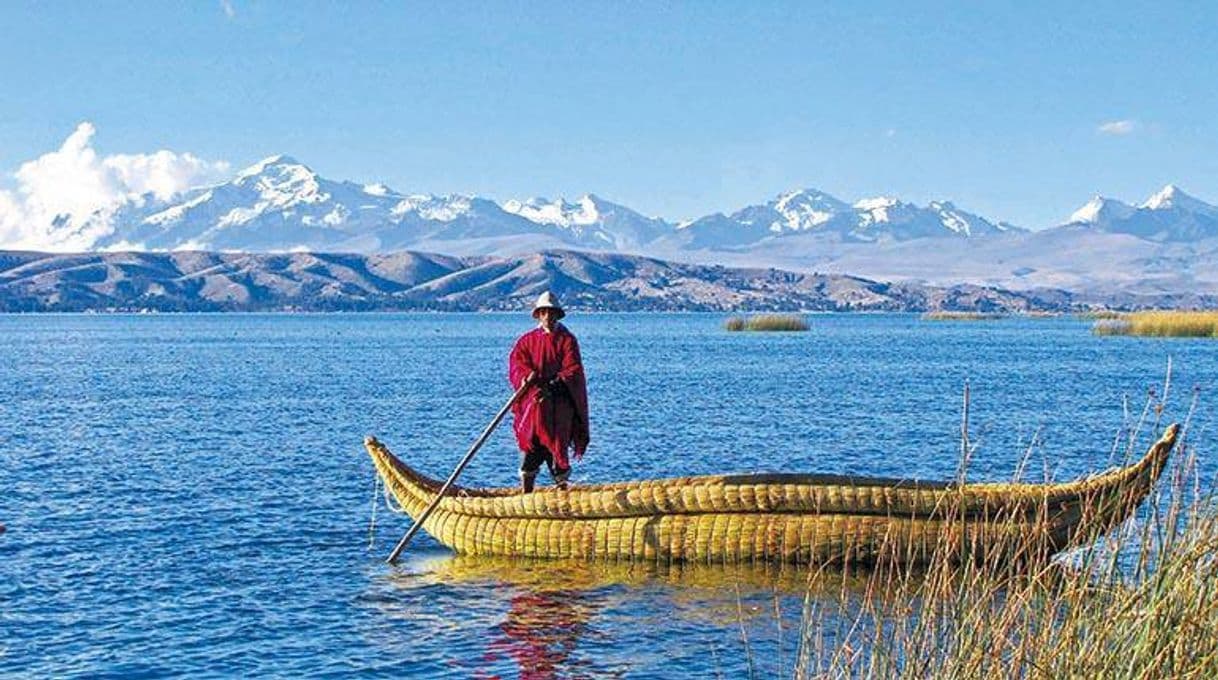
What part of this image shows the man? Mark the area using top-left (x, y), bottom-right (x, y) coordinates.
top-left (508, 291), bottom-right (590, 493)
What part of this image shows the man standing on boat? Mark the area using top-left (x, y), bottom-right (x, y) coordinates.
top-left (508, 291), bottom-right (590, 493)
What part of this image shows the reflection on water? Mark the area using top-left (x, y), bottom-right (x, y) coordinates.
top-left (362, 552), bottom-right (1096, 677)
top-left (414, 553), bottom-right (820, 592)
top-left (363, 553), bottom-right (900, 678)
top-left (7, 314), bottom-right (1212, 676)
top-left (484, 589), bottom-right (595, 679)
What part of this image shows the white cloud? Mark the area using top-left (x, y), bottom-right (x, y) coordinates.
top-left (0, 122), bottom-right (229, 251)
top-left (1097, 119), bottom-right (1137, 136)
top-left (221, 0), bottom-right (236, 19)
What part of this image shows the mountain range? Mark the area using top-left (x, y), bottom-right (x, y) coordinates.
top-left (4, 248), bottom-right (1162, 313)
top-left (17, 155), bottom-right (1218, 295)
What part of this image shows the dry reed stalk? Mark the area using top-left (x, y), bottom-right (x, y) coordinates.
top-left (788, 376), bottom-right (1214, 679)
top-left (1093, 310), bottom-right (1218, 338)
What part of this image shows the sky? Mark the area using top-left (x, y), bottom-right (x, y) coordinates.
top-left (2, 1), bottom-right (1217, 231)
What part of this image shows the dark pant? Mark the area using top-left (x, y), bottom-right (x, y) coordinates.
top-left (520, 441), bottom-right (570, 485)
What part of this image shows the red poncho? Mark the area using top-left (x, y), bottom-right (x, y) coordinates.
top-left (508, 323), bottom-right (590, 468)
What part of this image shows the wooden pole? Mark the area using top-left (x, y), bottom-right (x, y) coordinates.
top-left (385, 378), bottom-right (533, 564)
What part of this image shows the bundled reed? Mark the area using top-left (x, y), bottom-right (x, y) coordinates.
top-left (365, 424), bottom-right (1175, 565)
top-left (1093, 310), bottom-right (1218, 338)
top-left (724, 314), bottom-right (809, 332)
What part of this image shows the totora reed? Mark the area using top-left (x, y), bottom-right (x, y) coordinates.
top-left (366, 425), bottom-right (1178, 566)
top-left (1093, 310), bottom-right (1218, 337)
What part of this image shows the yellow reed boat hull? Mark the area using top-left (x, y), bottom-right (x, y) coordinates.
top-left (366, 425), bottom-right (1177, 565)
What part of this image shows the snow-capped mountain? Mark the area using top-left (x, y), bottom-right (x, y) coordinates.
top-left (500, 194), bottom-right (671, 249)
top-left (13, 153), bottom-right (1218, 297)
top-left (1061, 184), bottom-right (1218, 241)
top-left (97, 155), bottom-right (411, 251)
top-left (84, 161), bottom-right (1019, 255)
top-left (673, 189), bottom-right (857, 249)
top-left (853, 197), bottom-right (1014, 239)
top-left (1067, 196), bottom-right (1136, 225)
top-left (673, 189), bottom-right (1014, 249)
top-left (1142, 184), bottom-right (1218, 216)
top-left (733, 189), bottom-right (854, 233)
top-left (91, 156), bottom-right (592, 253)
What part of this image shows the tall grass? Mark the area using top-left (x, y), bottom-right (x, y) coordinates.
top-left (922, 311), bottom-right (1007, 321)
top-left (794, 504), bottom-right (1218, 678)
top-left (724, 314), bottom-right (809, 332)
top-left (1093, 310), bottom-right (1218, 338)
top-left (793, 390), bottom-right (1215, 678)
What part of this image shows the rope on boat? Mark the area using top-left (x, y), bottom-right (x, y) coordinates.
top-left (367, 469), bottom-right (412, 551)
top-left (367, 471), bottom-right (380, 551)
top-left (381, 475), bottom-right (411, 515)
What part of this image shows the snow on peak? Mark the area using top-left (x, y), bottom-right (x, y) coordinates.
top-left (852, 195), bottom-right (903, 213)
top-left (930, 201), bottom-right (978, 235)
top-left (501, 195), bottom-right (603, 227)
top-left (853, 196), bottom-right (911, 225)
top-left (391, 194), bottom-right (475, 222)
top-left (226, 155), bottom-right (330, 209)
top-left (1140, 184), bottom-right (1217, 216)
top-left (235, 154), bottom-right (304, 179)
top-left (1142, 184), bottom-right (1185, 210)
top-left (707, 190), bottom-right (1006, 239)
top-left (1069, 195), bottom-right (1135, 224)
top-left (721, 188), bottom-right (851, 233)
top-left (363, 183), bottom-right (393, 196)
top-left (770, 189), bottom-right (850, 229)
top-left (774, 188), bottom-right (848, 209)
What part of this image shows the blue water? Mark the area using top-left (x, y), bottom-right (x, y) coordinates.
top-left (1, 313), bottom-right (1214, 677)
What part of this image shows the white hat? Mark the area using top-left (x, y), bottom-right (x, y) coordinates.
top-left (531, 290), bottom-right (565, 320)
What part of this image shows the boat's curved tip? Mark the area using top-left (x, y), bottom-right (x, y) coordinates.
top-left (1163, 423), bottom-right (1180, 443)
top-left (364, 434), bottom-right (380, 447)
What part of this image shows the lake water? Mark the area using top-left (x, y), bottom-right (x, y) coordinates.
top-left (2, 313), bottom-right (1214, 677)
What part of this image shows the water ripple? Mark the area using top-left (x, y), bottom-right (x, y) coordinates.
top-left (1, 313), bottom-right (1211, 677)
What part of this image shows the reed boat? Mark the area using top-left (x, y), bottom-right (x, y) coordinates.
top-left (366, 424), bottom-right (1179, 565)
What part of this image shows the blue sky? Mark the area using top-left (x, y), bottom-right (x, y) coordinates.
top-left (2, 1), bottom-right (1216, 228)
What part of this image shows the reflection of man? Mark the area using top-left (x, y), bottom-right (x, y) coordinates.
top-left (508, 291), bottom-right (590, 493)
top-left (488, 590), bottom-right (591, 679)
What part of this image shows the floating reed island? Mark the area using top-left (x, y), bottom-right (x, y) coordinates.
top-left (724, 314), bottom-right (809, 332)
top-left (1093, 310), bottom-right (1218, 338)
top-left (921, 311), bottom-right (1007, 321)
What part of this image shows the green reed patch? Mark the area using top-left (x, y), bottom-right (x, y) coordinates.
top-left (724, 314), bottom-right (809, 332)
